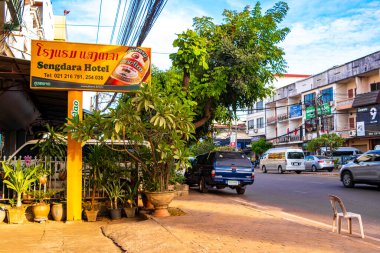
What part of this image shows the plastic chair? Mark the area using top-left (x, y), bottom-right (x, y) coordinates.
top-left (328, 195), bottom-right (365, 238)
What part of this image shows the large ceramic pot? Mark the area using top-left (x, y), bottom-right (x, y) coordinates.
top-left (51, 203), bottom-right (66, 221)
top-left (123, 207), bottom-right (137, 218)
top-left (145, 191), bottom-right (175, 217)
top-left (0, 207), bottom-right (6, 223)
top-left (85, 210), bottom-right (99, 222)
top-left (7, 207), bottom-right (25, 224)
top-left (32, 203), bottom-right (50, 222)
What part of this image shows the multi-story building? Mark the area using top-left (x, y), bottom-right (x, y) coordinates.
top-left (0, 0), bottom-right (55, 58)
top-left (265, 50), bottom-right (380, 152)
top-left (0, 0), bottom-right (59, 156)
top-left (246, 74), bottom-right (310, 142)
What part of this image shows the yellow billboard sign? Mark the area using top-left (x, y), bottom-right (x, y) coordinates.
top-left (30, 40), bottom-right (151, 92)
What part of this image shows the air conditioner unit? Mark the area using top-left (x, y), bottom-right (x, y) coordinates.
top-left (254, 129), bottom-right (258, 133)
top-left (349, 130), bottom-right (356, 137)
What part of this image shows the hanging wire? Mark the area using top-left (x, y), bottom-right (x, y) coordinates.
top-left (95, 0), bottom-right (103, 44)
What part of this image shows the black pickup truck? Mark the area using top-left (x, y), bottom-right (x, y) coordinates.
top-left (185, 151), bottom-right (254, 195)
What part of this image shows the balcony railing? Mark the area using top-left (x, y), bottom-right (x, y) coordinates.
top-left (277, 113), bottom-right (288, 121)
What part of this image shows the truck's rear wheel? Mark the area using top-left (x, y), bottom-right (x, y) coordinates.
top-left (262, 165), bottom-right (267, 173)
top-left (278, 166), bottom-right (284, 174)
top-left (236, 187), bottom-right (245, 195)
top-left (199, 177), bottom-right (208, 193)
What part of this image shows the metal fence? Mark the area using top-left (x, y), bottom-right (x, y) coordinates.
top-left (0, 156), bottom-right (110, 201)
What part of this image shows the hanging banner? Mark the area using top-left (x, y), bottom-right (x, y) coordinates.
top-left (30, 40), bottom-right (151, 92)
top-left (289, 104), bottom-right (302, 118)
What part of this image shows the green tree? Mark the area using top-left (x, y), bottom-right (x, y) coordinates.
top-left (306, 133), bottom-right (345, 156)
top-left (251, 139), bottom-right (273, 157)
top-left (190, 138), bottom-right (216, 156)
top-left (169, 2), bottom-right (289, 134)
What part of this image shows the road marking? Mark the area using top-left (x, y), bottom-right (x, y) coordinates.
top-left (294, 190), bottom-right (308, 194)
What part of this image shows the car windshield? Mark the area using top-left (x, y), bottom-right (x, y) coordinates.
top-left (287, 152), bottom-right (304, 159)
top-left (315, 156), bottom-right (329, 159)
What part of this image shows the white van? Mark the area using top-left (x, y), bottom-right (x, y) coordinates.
top-left (260, 148), bottom-right (305, 174)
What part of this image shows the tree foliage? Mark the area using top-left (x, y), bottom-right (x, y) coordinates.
top-left (65, 85), bottom-right (195, 192)
top-left (168, 2), bottom-right (290, 135)
top-left (306, 133), bottom-right (345, 155)
top-left (251, 139), bottom-right (273, 156)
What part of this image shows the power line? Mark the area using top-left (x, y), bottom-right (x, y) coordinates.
top-left (95, 0), bottom-right (103, 44)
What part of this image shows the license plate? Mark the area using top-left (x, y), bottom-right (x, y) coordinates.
top-left (292, 162), bottom-right (300, 166)
top-left (228, 180), bottom-right (239, 186)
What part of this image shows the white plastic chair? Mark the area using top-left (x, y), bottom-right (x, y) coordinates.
top-left (329, 195), bottom-right (365, 238)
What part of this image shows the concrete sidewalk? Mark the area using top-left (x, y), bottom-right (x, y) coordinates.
top-left (103, 191), bottom-right (380, 253)
top-left (1, 190), bottom-right (379, 253)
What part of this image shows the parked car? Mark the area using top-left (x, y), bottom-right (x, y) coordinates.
top-left (185, 151), bottom-right (254, 195)
top-left (260, 148), bottom-right (305, 174)
top-left (304, 155), bottom-right (335, 172)
top-left (340, 150), bottom-right (380, 188)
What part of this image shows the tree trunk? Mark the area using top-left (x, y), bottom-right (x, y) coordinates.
top-left (183, 68), bottom-right (190, 91)
top-left (194, 98), bottom-right (213, 129)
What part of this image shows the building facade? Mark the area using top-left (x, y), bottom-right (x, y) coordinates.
top-left (246, 74), bottom-right (310, 142)
top-left (265, 51), bottom-right (380, 152)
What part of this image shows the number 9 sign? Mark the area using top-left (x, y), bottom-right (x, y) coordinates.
top-left (370, 107), bottom-right (377, 121)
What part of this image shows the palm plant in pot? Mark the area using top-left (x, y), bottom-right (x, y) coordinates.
top-left (104, 179), bottom-right (125, 220)
top-left (65, 85), bottom-right (195, 217)
top-left (124, 180), bottom-right (139, 218)
top-left (1, 160), bottom-right (40, 223)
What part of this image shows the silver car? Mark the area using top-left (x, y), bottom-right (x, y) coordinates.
top-left (304, 155), bottom-right (335, 172)
top-left (340, 150), bottom-right (380, 188)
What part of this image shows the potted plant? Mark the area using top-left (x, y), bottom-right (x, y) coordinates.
top-left (65, 85), bottom-right (195, 217)
top-left (0, 206), bottom-right (6, 223)
top-left (124, 181), bottom-right (139, 218)
top-left (103, 179), bottom-right (125, 220)
top-left (1, 160), bottom-right (40, 223)
top-left (28, 189), bottom-right (56, 222)
top-left (83, 145), bottom-right (110, 222)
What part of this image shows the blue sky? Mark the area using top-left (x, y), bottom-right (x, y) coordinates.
top-left (51, 0), bottom-right (380, 108)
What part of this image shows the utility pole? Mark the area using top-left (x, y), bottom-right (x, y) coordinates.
top-left (314, 95), bottom-right (320, 137)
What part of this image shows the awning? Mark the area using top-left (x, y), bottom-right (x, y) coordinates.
top-left (352, 90), bottom-right (380, 108)
top-left (0, 56), bottom-right (68, 131)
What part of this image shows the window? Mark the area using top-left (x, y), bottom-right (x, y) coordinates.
top-left (247, 106), bottom-right (254, 114)
top-left (348, 89), bottom-right (354, 99)
top-left (287, 152), bottom-right (304, 159)
top-left (370, 82), bottom-right (380, 92)
top-left (321, 117), bottom-right (334, 132)
top-left (256, 101), bottom-right (264, 110)
top-left (268, 152), bottom-right (285, 159)
top-left (248, 120), bottom-right (254, 129)
top-left (256, 118), bottom-right (264, 128)
top-left (349, 118), bottom-right (355, 129)
top-left (321, 88), bottom-right (333, 103)
top-left (304, 93), bottom-right (315, 107)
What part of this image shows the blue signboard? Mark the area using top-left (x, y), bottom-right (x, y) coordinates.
top-left (289, 104), bottom-right (302, 118)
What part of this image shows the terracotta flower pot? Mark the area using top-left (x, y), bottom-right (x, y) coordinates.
top-left (7, 207), bottom-right (25, 224)
top-left (51, 203), bottom-right (66, 221)
top-left (145, 191), bottom-right (175, 217)
top-left (85, 210), bottom-right (99, 222)
top-left (32, 203), bottom-right (50, 222)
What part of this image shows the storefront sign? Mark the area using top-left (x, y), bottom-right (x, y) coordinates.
top-left (356, 121), bottom-right (365, 136)
top-left (305, 103), bottom-right (332, 119)
top-left (289, 104), bottom-right (302, 118)
top-left (357, 105), bottom-right (380, 136)
top-left (30, 40), bottom-right (151, 92)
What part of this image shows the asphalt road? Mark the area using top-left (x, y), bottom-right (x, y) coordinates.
top-left (203, 171), bottom-right (380, 239)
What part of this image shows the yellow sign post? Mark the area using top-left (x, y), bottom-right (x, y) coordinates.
top-left (67, 91), bottom-right (83, 221)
